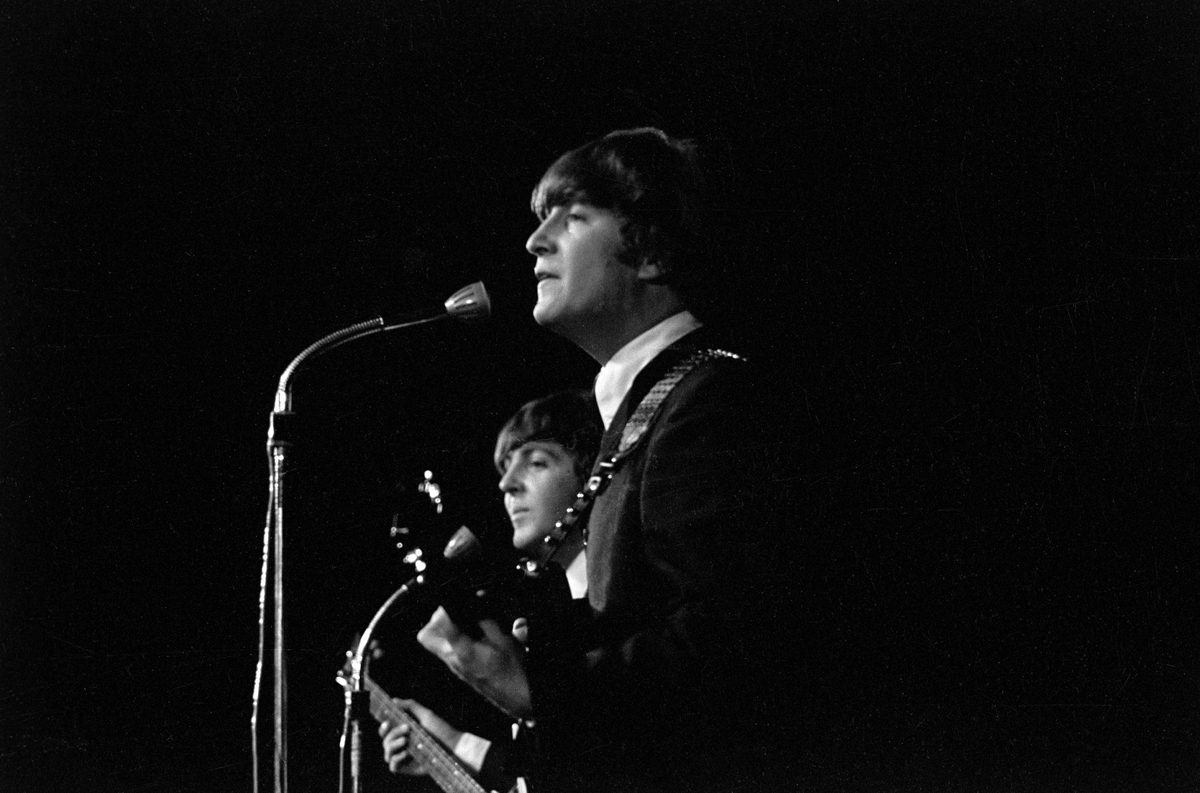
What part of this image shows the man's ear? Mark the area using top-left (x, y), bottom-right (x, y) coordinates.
top-left (635, 258), bottom-right (671, 284)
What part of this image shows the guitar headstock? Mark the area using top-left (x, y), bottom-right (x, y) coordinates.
top-left (390, 470), bottom-right (444, 549)
top-left (390, 469), bottom-right (492, 582)
top-left (336, 635), bottom-right (383, 692)
top-left (390, 469), bottom-right (461, 582)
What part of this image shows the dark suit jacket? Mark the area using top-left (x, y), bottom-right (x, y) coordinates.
top-left (524, 329), bottom-right (798, 792)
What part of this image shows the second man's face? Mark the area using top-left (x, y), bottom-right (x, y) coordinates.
top-left (497, 440), bottom-right (582, 554)
top-left (525, 204), bottom-right (639, 337)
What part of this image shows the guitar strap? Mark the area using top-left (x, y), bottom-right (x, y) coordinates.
top-left (511, 347), bottom-right (745, 791)
top-left (532, 347), bottom-right (745, 562)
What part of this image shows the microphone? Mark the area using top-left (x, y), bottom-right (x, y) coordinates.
top-left (349, 523), bottom-right (492, 679)
top-left (438, 281), bottom-right (491, 325)
top-left (381, 281), bottom-right (492, 328)
top-left (271, 281), bottom-right (491, 414)
top-left (399, 524), bottom-right (486, 580)
top-left (442, 524), bottom-right (484, 560)
top-left (406, 524), bottom-right (527, 639)
top-left (411, 526), bottom-right (575, 651)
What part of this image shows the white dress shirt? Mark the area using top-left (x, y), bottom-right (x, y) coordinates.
top-left (564, 550), bottom-right (587, 600)
top-left (593, 311), bottom-right (703, 430)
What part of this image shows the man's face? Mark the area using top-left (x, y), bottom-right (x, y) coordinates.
top-left (525, 203), bottom-right (638, 334)
top-left (497, 440), bottom-right (582, 554)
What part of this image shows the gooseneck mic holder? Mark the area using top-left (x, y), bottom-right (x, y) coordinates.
top-left (251, 283), bottom-right (490, 793)
top-left (340, 526), bottom-right (483, 793)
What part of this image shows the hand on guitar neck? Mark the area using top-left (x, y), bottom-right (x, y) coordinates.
top-left (337, 658), bottom-right (496, 793)
top-left (371, 677), bottom-right (515, 793)
top-left (379, 697), bottom-right (466, 777)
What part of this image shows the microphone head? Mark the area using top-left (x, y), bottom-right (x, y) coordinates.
top-left (442, 525), bottom-right (484, 560)
top-left (444, 281), bottom-right (491, 323)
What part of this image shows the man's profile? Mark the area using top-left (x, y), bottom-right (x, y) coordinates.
top-left (418, 128), bottom-right (796, 792)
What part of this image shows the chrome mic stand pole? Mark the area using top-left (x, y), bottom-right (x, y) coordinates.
top-left (268, 318), bottom-right (385, 793)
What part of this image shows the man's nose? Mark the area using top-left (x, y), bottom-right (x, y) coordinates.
top-left (499, 467), bottom-right (521, 494)
top-left (525, 218), bottom-right (555, 256)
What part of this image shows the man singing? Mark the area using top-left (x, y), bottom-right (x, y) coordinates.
top-left (419, 128), bottom-right (793, 792)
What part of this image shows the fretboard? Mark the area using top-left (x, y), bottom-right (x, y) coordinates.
top-left (362, 675), bottom-right (489, 793)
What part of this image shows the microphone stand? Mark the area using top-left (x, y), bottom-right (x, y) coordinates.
top-left (344, 576), bottom-right (422, 793)
top-left (252, 283), bottom-right (490, 793)
top-left (344, 526), bottom-right (475, 793)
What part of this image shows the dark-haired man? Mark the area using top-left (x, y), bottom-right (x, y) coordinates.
top-left (380, 391), bottom-right (602, 791)
top-left (419, 128), bottom-right (794, 792)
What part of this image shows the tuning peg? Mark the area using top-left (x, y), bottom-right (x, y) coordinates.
top-left (402, 547), bottom-right (428, 572)
top-left (390, 507), bottom-right (411, 538)
top-left (418, 470), bottom-right (444, 514)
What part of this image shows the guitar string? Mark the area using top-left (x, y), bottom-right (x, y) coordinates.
top-left (365, 679), bottom-right (483, 793)
top-left (364, 676), bottom-right (489, 793)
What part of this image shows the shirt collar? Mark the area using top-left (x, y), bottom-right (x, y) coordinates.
top-left (593, 310), bottom-right (703, 430)
top-left (565, 550), bottom-right (587, 599)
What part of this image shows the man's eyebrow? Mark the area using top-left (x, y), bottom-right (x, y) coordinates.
top-left (499, 447), bottom-right (523, 470)
top-left (502, 444), bottom-right (536, 467)
top-left (523, 441), bottom-right (566, 457)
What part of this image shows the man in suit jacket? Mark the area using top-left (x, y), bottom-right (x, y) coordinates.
top-left (380, 390), bottom-right (602, 792)
top-left (418, 128), bottom-right (795, 792)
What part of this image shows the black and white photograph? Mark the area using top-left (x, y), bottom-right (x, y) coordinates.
top-left (3, 2), bottom-right (1197, 791)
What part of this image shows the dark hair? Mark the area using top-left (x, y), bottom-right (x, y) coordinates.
top-left (494, 390), bottom-right (603, 479)
top-left (530, 127), bottom-right (707, 294)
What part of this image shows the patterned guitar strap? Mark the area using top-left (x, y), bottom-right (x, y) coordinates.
top-left (524, 347), bottom-right (745, 572)
top-left (509, 348), bottom-right (746, 793)
top-left (509, 347), bottom-right (744, 793)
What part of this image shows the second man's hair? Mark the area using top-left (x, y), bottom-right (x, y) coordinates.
top-left (494, 390), bottom-right (603, 479)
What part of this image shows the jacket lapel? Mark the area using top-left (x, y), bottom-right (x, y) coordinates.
top-left (598, 327), bottom-right (710, 459)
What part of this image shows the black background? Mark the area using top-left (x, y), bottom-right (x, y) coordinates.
top-left (3, 1), bottom-right (1198, 791)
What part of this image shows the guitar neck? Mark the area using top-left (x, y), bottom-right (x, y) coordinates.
top-left (362, 675), bottom-right (489, 793)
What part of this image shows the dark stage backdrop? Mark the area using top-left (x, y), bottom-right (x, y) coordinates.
top-left (3, 2), bottom-right (1197, 791)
